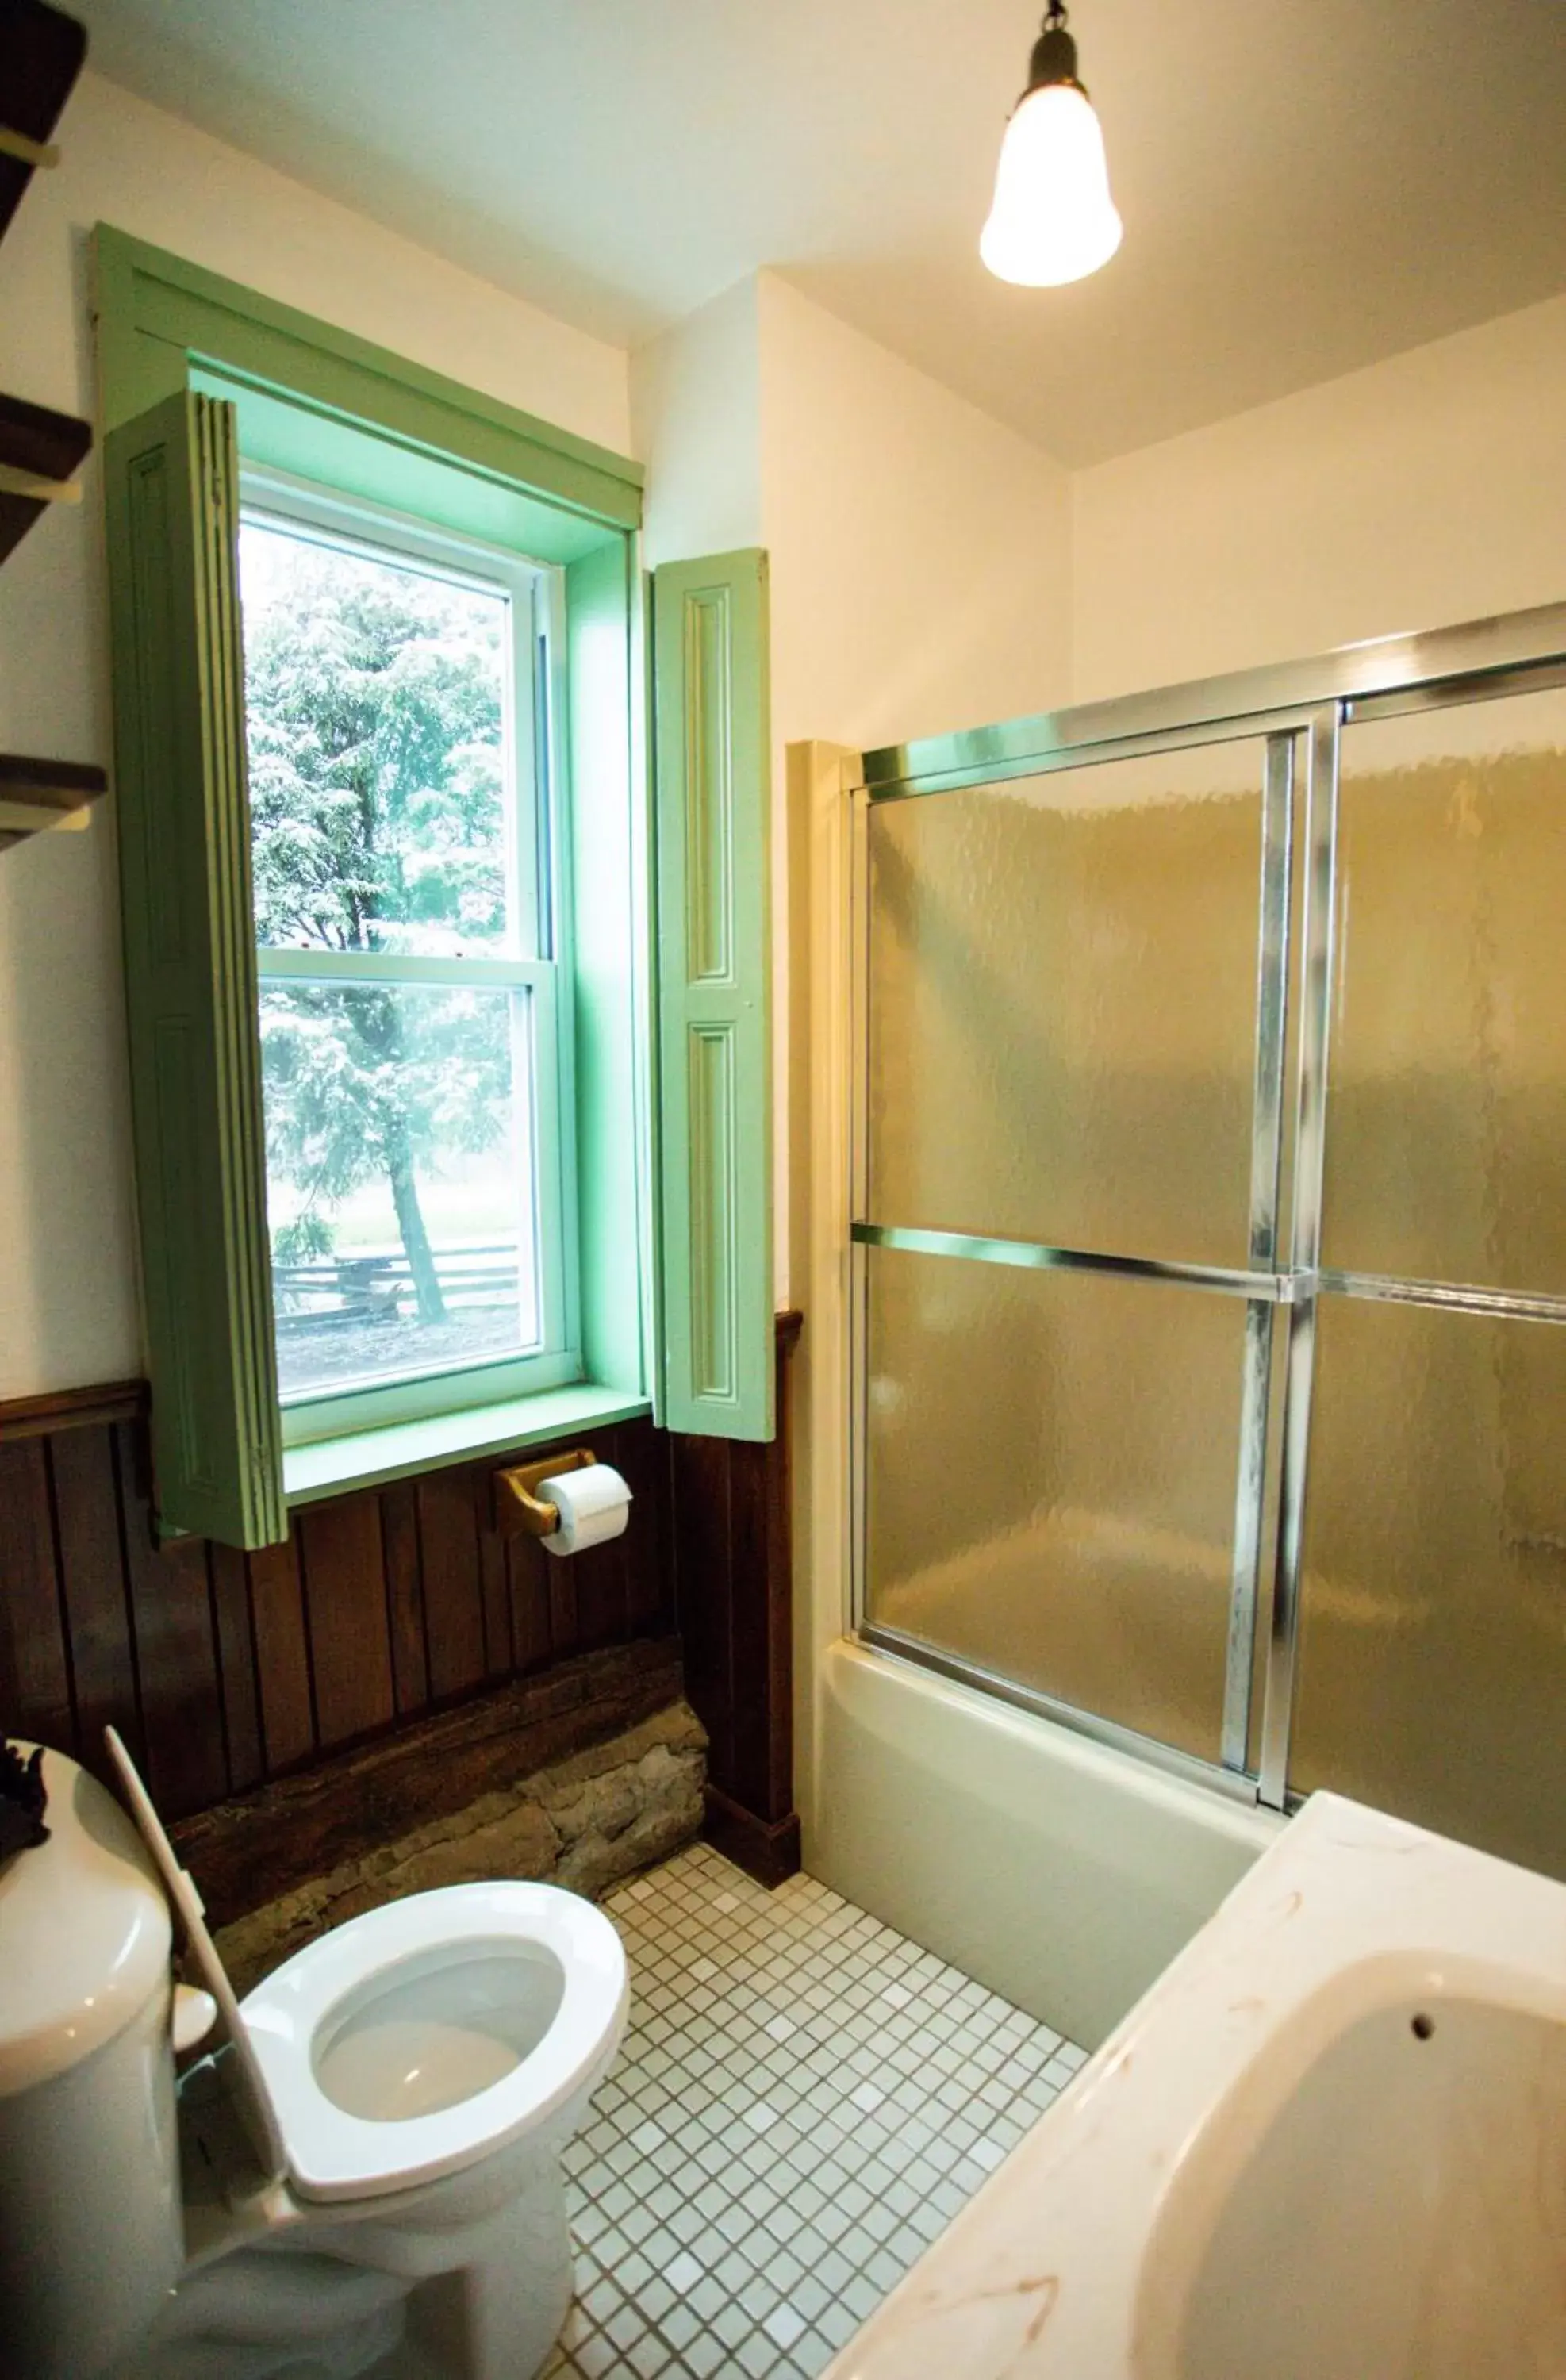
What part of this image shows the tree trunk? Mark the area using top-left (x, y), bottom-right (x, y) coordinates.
top-left (355, 990), bottom-right (447, 1326)
top-left (386, 1122), bottom-right (447, 1322)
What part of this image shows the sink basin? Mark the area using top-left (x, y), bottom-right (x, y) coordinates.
top-left (1150, 1977), bottom-right (1566, 2379)
top-left (827, 1792), bottom-right (1566, 2379)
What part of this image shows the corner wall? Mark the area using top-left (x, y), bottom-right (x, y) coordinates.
top-left (758, 273), bottom-right (1073, 763)
top-left (629, 273), bottom-right (1075, 1314)
top-left (629, 278), bottom-right (762, 567)
top-left (758, 275), bottom-right (1073, 1310)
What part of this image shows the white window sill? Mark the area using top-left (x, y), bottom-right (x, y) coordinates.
top-left (282, 1381), bottom-right (654, 1507)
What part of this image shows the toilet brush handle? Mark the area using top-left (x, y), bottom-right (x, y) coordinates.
top-left (171, 1982), bottom-right (219, 2054)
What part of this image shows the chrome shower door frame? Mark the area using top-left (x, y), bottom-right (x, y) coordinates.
top-left (846, 599), bottom-right (1566, 1814)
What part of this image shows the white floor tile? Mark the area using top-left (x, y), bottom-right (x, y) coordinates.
top-left (546, 1842), bottom-right (1083, 2378)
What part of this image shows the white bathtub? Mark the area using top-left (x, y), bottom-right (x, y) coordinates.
top-left (806, 1637), bottom-right (1279, 2048)
top-left (789, 738), bottom-right (1280, 2051)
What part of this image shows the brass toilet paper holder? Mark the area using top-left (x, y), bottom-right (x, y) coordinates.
top-left (493, 1448), bottom-right (597, 1541)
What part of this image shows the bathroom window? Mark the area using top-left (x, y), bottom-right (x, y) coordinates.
top-left (238, 484), bottom-right (577, 1436)
top-left (100, 227), bottom-right (773, 1552)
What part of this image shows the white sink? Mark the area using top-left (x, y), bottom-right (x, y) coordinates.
top-left (827, 1792), bottom-right (1566, 2380)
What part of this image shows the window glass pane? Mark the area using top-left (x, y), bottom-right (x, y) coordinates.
top-left (867, 739), bottom-right (1266, 1267)
top-left (1293, 1292), bottom-right (1566, 1880)
top-left (865, 1246), bottom-right (1243, 1763)
top-left (261, 982), bottom-right (540, 1400)
top-left (1323, 684), bottom-right (1566, 1291)
top-left (240, 514), bottom-right (521, 957)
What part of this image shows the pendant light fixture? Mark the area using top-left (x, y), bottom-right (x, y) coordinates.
top-left (981, 2), bottom-right (1122, 287)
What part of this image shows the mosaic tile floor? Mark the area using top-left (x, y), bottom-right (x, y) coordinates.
top-left (541, 1842), bottom-right (1088, 2380)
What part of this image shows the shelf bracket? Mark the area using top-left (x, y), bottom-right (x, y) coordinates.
top-left (0, 800), bottom-right (91, 839)
top-left (0, 126), bottom-right (60, 171)
top-left (0, 461), bottom-right (81, 505)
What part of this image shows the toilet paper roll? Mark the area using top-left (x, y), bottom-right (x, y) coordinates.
top-left (539, 1462), bottom-right (632, 1557)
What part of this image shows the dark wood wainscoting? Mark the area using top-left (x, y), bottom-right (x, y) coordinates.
top-left (0, 1317), bottom-right (802, 1883)
top-left (0, 1390), bottom-right (675, 1819)
top-left (673, 1311), bottom-right (804, 1883)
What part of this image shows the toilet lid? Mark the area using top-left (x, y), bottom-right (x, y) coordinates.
top-left (103, 1728), bottom-right (286, 2188)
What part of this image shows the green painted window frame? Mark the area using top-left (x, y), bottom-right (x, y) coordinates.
top-left (652, 550), bottom-right (775, 1441)
top-left (96, 226), bottom-right (658, 1540)
top-left (94, 228), bottom-right (643, 532)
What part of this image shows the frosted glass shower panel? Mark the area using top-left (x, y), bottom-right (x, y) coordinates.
top-left (866, 740), bottom-right (1269, 1267)
top-left (863, 1246), bottom-right (1245, 1762)
top-left (1292, 1292), bottom-right (1566, 1879)
top-left (1322, 685), bottom-right (1566, 1292)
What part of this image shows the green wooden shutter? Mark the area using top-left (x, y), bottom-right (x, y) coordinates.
top-left (104, 390), bottom-right (286, 1548)
top-left (653, 550), bottom-right (774, 1441)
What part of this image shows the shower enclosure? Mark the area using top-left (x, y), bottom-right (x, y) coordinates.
top-left (850, 601), bottom-right (1566, 1879)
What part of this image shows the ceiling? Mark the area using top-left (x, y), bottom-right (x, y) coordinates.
top-left (71, 0), bottom-right (1566, 466)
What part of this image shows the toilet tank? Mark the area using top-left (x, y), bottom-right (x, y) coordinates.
top-left (0, 1744), bottom-right (183, 2379)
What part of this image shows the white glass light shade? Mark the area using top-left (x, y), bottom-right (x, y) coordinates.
top-left (981, 81), bottom-right (1123, 286)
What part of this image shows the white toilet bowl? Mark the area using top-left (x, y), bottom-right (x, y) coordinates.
top-left (151, 1880), bottom-right (628, 2380)
top-left (246, 1883), bottom-right (625, 2200)
top-left (0, 1738), bottom-right (628, 2380)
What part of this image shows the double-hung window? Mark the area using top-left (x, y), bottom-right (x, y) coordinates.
top-left (98, 225), bottom-right (776, 1553)
top-left (238, 479), bottom-right (575, 1438)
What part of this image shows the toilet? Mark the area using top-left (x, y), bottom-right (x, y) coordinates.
top-left (0, 1734), bottom-right (628, 2380)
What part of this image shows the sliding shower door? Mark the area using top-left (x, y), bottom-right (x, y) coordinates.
top-left (852, 608), bottom-right (1566, 1869)
top-left (1290, 681), bottom-right (1566, 1874)
top-left (857, 730), bottom-right (1298, 1783)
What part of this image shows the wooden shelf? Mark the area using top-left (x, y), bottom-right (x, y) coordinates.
top-left (0, 389), bottom-right (91, 566)
top-left (0, 6), bottom-right (96, 850)
top-left (0, 751), bottom-right (107, 851)
top-left (0, 0), bottom-right (86, 243)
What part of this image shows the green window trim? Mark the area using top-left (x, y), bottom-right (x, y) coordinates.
top-left (653, 551), bottom-right (775, 1441)
top-left (93, 227), bottom-right (643, 536)
top-left (98, 229), bottom-right (656, 1546)
top-left (103, 389), bottom-right (286, 1549)
top-left (282, 1383), bottom-right (654, 1510)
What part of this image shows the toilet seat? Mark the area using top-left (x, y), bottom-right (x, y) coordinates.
top-left (102, 1732), bottom-right (628, 2213)
top-left (241, 1884), bottom-right (628, 2204)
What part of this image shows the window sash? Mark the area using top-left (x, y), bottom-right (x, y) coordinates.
top-left (268, 956), bottom-right (579, 1442)
top-left (241, 468), bottom-right (549, 961)
top-left (240, 486), bottom-right (580, 1440)
top-left (257, 950), bottom-right (551, 989)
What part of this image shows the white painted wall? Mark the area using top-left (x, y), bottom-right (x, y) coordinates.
top-left (758, 274), bottom-right (1073, 1305)
top-left (758, 272), bottom-right (1073, 762)
top-left (629, 278), bottom-right (762, 570)
top-left (0, 71), bottom-right (629, 1399)
top-left (1072, 291), bottom-right (1566, 702)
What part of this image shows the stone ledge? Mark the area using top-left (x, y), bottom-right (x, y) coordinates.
top-left (213, 1700), bottom-right (708, 1995)
top-left (171, 1635), bottom-right (685, 1926)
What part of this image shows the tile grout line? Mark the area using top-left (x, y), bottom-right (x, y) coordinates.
top-left (538, 1842), bottom-right (1087, 2380)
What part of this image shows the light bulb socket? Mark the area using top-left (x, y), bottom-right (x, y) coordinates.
top-left (1025, 10), bottom-right (1086, 99)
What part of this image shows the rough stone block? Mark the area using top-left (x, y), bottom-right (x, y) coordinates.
top-left (212, 1699), bottom-right (706, 1995)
